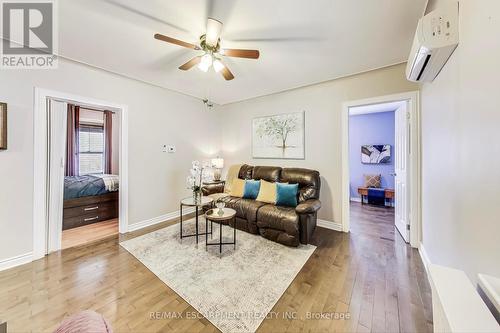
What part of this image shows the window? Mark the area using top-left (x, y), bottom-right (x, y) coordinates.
top-left (79, 125), bottom-right (104, 175)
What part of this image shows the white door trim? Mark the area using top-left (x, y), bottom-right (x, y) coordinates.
top-left (33, 88), bottom-right (129, 260)
top-left (341, 91), bottom-right (421, 248)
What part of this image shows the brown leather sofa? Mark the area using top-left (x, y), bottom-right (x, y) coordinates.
top-left (202, 164), bottom-right (321, 247)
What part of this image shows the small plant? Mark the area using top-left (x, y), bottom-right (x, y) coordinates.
top-left (186, 160), bottom-right (210, 201)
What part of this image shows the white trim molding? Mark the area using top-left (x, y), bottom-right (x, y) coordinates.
top-left (418, 242), bottom-right (431, 275)
top-left (350, 197), bottom-right (362, 203)
top-left (341, 91), bottom-right (422, 248)
top-left (317, 219), bottom-right (343, 232)
top-left (0, 252), bottom-right (33, 272)
top-left (128, 208), bottom-right (195, 232)
top-left (33, 88), bottom-right (129, 259)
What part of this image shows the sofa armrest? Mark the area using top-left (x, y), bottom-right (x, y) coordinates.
top-left (202, 183), bottom-right (225, 196)
top-left (296, 199), bottom-right (321, 214)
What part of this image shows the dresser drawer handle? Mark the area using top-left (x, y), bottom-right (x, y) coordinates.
top-left (84, 206), bottom-right (99, 211)
top-left (84, 216), bottom-right (99, 222)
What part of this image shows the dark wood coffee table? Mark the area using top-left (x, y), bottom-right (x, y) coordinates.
top-left (205, 208), bottom-right (236, 254)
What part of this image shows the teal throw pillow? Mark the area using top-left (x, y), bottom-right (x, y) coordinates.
top-left (243, 180), bottom-right (261, 199)
top-left (276, 183), bottom-right (299, 207)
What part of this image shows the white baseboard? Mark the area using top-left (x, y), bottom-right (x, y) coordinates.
top-left (350, 197), bottom-right (362, 203)
top-left (317, 219), bottom-right (343, 232)
top-left (0, 252), bottom-right (33, 272)
top-left (127, 207), bottom-right (195, 232)
top-left (418, 242), bottom-right (431, 276)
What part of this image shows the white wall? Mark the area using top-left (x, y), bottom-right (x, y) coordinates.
top-left (218, 64), bottom-right (417, 222)
top-left (0, 58), bottom-right (218, 262)
top-left (421, 0), bottom-right (500, 281)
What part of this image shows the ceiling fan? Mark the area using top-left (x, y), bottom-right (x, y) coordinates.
top-left (154, 18), bottom-right (260, 81)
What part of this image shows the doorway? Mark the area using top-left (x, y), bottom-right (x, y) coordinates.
top-left (60, 104), bottom-right (120, 249)
top-left (341, 92), bottom-right (421, 247)
top-left (348, 103), bottom-right (398, 240)
top-left (33, 89), bottom-right (129, 259)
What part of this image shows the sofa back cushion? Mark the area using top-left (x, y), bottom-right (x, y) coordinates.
top-left (238, 164), bottom-right (254, 180)
top-left (252, 166), bottom-right (282, 183)
top-left (281, 168), bottom-right (321, 203)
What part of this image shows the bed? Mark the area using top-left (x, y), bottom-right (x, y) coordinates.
top-left (63, 174), bottom-right (119, 230)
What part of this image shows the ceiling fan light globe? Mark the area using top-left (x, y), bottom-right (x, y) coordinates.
top-left (200, 53), bottom-right (213, 67)
top-left (206, 18), bottom-right (223, 47)
top-left (213, 60), bottom-right (224, 73)
top-left (198, 62), bottom-right (210, 72)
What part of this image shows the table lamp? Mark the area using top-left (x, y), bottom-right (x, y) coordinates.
top-left (211, 157), bottom-right (224, 181)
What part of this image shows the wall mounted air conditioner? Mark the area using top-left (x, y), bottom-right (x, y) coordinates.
top-left (406, 2), bottom-right (459, 82)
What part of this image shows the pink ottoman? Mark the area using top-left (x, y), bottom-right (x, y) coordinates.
top-left (54, 311), bottom-right (113, 333)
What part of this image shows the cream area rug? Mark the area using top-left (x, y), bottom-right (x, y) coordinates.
top-left (120, 218), bottom-right (316, 333)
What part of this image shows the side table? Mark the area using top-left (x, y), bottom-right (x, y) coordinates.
top-left (205, 207), bottom-right (236, 254)
top-left (180, 196), bottom-right (213, 244)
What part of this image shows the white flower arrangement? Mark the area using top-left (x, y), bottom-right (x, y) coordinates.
top-left (186, 160), bottom-right (211, 193)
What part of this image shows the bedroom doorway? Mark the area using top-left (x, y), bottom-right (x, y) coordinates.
top-left (341, 91), bottom-right (421, 248)
top-left (33, 89), bottom-right (128, 258)
top-left (60, 104), bottom-right (121, 249)
top-left (347, 102), bottom-right (398, 241)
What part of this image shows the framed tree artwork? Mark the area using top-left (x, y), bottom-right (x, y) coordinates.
top-left (0, 103), bottom-right (6, 150)
top-left (252, 111), bottom-right (305, 159)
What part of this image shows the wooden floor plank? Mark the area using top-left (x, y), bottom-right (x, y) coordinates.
top-left (61, 219), bottom-right (119, 249)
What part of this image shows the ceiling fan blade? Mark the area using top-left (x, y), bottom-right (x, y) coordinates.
top-left (206, 18), bottom-right (223, 47)
top-left (222, 48), bottom-right (260, 59)
top-left (179, 56), bottom-right (201, 70)
top-left (220, 65), bottom-right (234, 81)
top-left (154, 33), bottom-right (200, 50)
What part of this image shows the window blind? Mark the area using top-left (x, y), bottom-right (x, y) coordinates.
top-left (79, 125), bottom-right (104, 175)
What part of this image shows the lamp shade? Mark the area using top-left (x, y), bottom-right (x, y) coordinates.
top-left (213, 59), bottom-right (224, 73)
top-left (211, 157), bottom-right (224, 169)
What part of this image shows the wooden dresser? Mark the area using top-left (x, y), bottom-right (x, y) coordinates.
top-left (63, 192), bottom-right (118, 230)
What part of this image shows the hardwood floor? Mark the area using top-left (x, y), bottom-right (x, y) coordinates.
top-left (61, 219), bottom-right (119, 250)
top-left (0, 206), bottom-right (432, 332)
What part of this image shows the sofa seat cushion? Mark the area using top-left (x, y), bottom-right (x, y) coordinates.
top-left (207, 192), bottom-right (230, 201)
top-left (256, 205), bottom-right (299, 235)
top-left (219, 196), bottom-right (267, 222)
top-left (219, 195), bottom-right (241, 206)
top-left (259, 228), bottom-right (300, 247)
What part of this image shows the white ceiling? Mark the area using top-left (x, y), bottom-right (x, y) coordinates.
top-left (59, 0), bottom-right (427, 105)
top-left (349, 101), bottom-right (405, 116)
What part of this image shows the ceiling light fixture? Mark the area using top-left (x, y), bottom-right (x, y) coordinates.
top-left (198, 62), bottom-right (210, 72)
top-left (198, 53), bottom-right (213, 72)
top-left (205, 18), bottom-right (223, 47)
top-left (154, 17), bottom-right (260, 81)
top-left (213, 59), bottom-right (224, 73)
top-left (203, 98), bottom-right (214, 111)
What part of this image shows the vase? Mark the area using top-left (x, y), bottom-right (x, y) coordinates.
top-left (192, 190), bottom-right (202, 203)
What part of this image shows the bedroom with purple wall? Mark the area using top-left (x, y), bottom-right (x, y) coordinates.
top-left (349, 111), bottom-right (395, 200)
